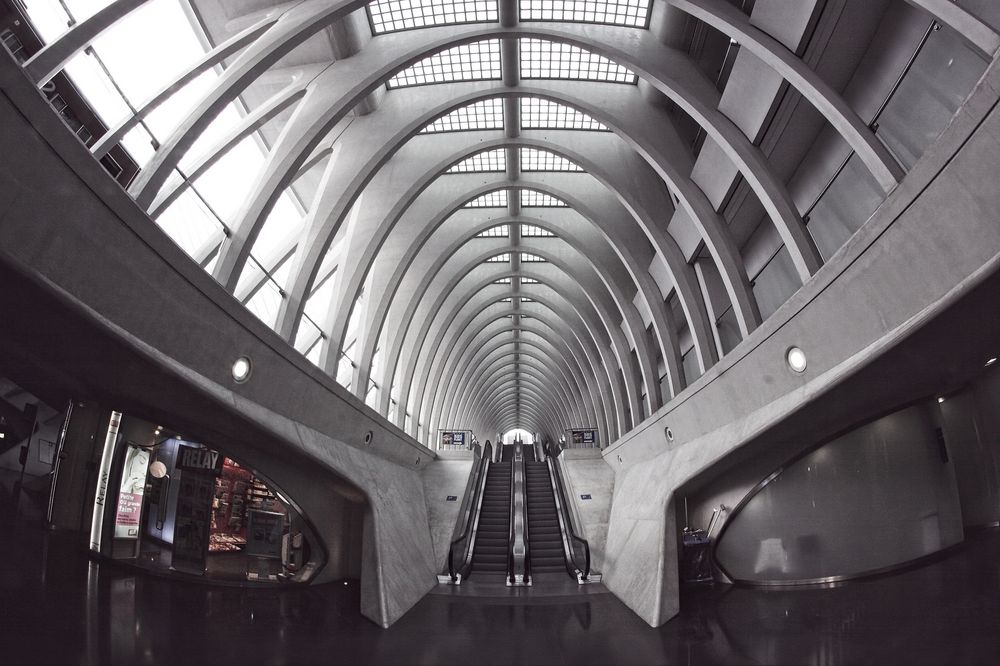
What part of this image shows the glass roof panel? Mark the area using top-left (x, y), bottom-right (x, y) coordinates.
top-left (520, 97), bottom-right (610, 131)
top-left (464, 190), bottom-right (509, 207)
top-left (520, 252), bottom-right (547, 262)
top-left (521, 189), bottom-right (568, 207)
top-left (494, 277), bottom-right (513, 284)
top-left (477, 224), bottom-right (510, 237)
top-left (521, 276), bottom-right (540, 284)
top-left (520, 39), bottom-right (637, 83)
top-left (486, 252), bottom-right (512, 263)
top-left (420, 98), bottom-right (505, 133)
top-left (520, 223), bottom-right (556, 237)
top-left (519, 0), bottom-right (651, 27)
top-left (368, 0), bottom-right (499, 34)
top-left (520, 147), bottom-right (583, 172)
top-left (448, 149), bottom-right (507, 173)
top-left (388, 40), bottom-right (502, 89)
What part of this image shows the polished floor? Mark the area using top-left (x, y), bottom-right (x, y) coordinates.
top-left (2, 524), bottom-right (1000, 665)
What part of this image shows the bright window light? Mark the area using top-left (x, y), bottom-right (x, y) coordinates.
top-left (501, 297), bottom-right (513, 302)
top-left (520, 97), bottom-right (610, 131)
top-left (477, 224), bottom-right (510, 237)
top-left (521, 296), bottom-right (535, 302)
top-left (521, 276), bottom-right (540, 284)
top-left (388, 40), bottom-right (502, 89)
top-left (486, 252), bottom-right (512, 263)
top-left (420, 99), bottom-right (505, 133)
top-left (520, 252), bottom-right (547, 263)
top-left (521, 189), bottom-right (568, 207)
top-left (368, 0), bottom-right (499, 34)
top-left (520, 223), bottom-right (556, 237)
top-left (465, 190), bottom-right (509, 207)
top-left (448, 149), bottom-right (507, 173)
top-left (494, 277), bottom-right (513, 284)
top-left (520, 0), bottom-right (651, 27)
top-left (520, 147), bottom-right (582, 171)
top-left (520, 39), bottom-right (637, 83)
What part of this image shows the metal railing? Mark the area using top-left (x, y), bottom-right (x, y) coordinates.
top-left (446, 440), bottom-right (493, 583)
top-left (507, 441), bottom-right (529, 585)
top-left (547, 455), bottom-right (591, 582)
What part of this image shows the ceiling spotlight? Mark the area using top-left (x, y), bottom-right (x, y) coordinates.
top-left (986, 357), bottom-right (997, 367)
top-left (232, 356), bottom-right (253, 383)
top-left (786, 346), bottom-right (807, 373)
top-left (0, 432), bottom-right (5, 439)
top-left (938, 397), bottom-right (946, 404)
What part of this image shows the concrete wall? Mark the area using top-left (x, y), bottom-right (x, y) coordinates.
top-left (599, 51), bottom-right (1000, 626)
top-left (939, 364), bottom-right (1000, 528)
top-left (0, 55), bottom-right (440, 628)
top-left (420, 449), bottom-right (476, 570)
top-left (714, 402), bottom-right (963, 583)
top-left (557, 448), bottom-right (615, 572)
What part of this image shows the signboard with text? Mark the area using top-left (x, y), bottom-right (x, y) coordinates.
top-left (567, 428), bottom-right (599, 447)
top-left (114, 444), bottom-right (150, 539)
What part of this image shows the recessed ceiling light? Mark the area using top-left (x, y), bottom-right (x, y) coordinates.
top-left (786, 347), bottom-right (807, 373)
top-left (938, 397), bottom-right (946, 404)
top-left (986, 357), bottom-right (997, 367)
top-left (232, 356), bottom-right (253, 383)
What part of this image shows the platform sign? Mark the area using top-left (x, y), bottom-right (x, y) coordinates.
top-left (114, 444), bottom-right (150, 539)
top-left (438, 430), bottom-right (470, 450)
top-left (567, 428), bottom-right (598, 447)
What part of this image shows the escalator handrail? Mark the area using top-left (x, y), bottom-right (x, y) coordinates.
top-left (447, 440), bottom-right (493, 582)
top-left (546, 455), bottom-right (591, 581)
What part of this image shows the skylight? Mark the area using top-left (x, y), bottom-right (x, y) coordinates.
top-left (448, 149), bottom-right (506, 173)
top-left (520, 252), bottom-right (547, 262)
top-left (521, 223), bottom-right (556, 237)
top-left (521, 296), bottom-right (535, 302)
top-left (477, 224), bottom-right (510, 237)
top-left (368, 0), bottom-right (499, 34)
top-left (521, 276), bottom-right (540, 284)
top-left (388, 40), bottom-right (502, 89)
top-left (464, 190), bottom-right (509, 207)
top-left (520, 39), bottom-right (637, 83)
top-left (520, 147), bottom-right (583, 171)
top-left (494, 277), bottom-right (513, 284)
top-left (487, 252), bottom-right (512, 263)
top-left (519, 0), bottom-right (651, 27)
top-left (521, 189), bottom-right (568, 207)
top-left (520, 97), bottom-right (610, 131)
top-left (420, 99), bottom-right (505, 133)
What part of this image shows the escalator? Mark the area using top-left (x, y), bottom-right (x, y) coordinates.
top-left (525, 458), bottom-right (567, 574)
top-left (469, 458), bottom-right (512, 575)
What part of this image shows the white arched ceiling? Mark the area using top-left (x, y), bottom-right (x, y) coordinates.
top-left (25, 0), bottom-right (998, 445)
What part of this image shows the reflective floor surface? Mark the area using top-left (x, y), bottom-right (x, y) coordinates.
top-left (2, 524), bottom-right (1000, 665)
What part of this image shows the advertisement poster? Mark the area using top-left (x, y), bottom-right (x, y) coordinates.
top-left (246, 510), bottom-right (284, 559)
top-left (171, 470), bottom-right (215, 574)
top-left (114, 444), bottom-right (151, 539)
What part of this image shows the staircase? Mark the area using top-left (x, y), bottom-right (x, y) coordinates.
top-left (525, 460), bottom-right (566, 574)
top-left (470, 460), bottom-right (512, 575)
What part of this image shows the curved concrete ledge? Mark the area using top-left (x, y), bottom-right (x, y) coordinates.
top-left (598, 54), bottom-right (1000, 626)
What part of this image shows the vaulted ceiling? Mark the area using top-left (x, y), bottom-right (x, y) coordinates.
top-left (15, 0), bottom-right (998, 444)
